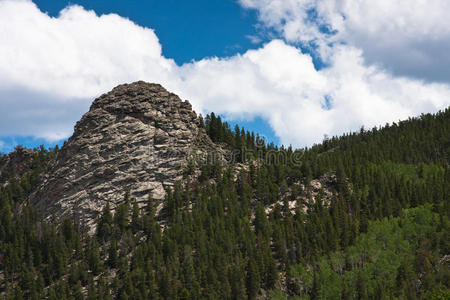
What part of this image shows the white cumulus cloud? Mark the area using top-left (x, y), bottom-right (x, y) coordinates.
top-left (176, 42), bottom-right (450, 145)
top-left (0, 0), bottom-right (449, 147)
top-left (0, 0), bottom-right (177, 140)
top-left (240, 0), bottom-right (450, 82)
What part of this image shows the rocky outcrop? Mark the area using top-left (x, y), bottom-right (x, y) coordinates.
top-left (30, 81), bottom-right (225, 226)
top-left (264, 173), bottom-right (337, 215)
top-left (0, 146), bottom-right (36, 185)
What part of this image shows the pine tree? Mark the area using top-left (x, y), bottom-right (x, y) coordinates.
top-left (246, 258), bottom-right (260, 299)
top-left (131, 200), bottom-right (141, 232)
top-left (107, 240), bottom-right (118, 268)
top-left (97, 202), bottom-right (113, 241)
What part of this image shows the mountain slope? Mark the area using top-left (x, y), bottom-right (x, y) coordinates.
top-left (0, 83), bottom-right (448, 299)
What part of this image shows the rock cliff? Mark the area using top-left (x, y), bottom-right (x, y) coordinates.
top-left (30, 81), bottom-right (224, 226)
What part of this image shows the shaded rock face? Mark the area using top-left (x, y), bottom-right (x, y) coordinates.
top-left (30, 81), bottom-right (222, 226)
top-left (0, 147), bottom-right (36, 185)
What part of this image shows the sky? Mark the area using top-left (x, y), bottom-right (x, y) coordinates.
top-left (1, 0), bottom-right (450, 153)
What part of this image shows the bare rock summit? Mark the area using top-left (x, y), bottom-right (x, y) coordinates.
top-left (30, 81), bottom-right (223, 226)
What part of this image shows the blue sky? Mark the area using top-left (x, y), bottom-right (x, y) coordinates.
top-left (1, 0), bottom-right (450, 153)
top-left (34, 0), bottom-right (263, 64)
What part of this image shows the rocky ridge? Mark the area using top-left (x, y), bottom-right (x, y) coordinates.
top-left (0, 146), bottom-right (36, 186)
top-left (30, 81), bottom-right (225, 226)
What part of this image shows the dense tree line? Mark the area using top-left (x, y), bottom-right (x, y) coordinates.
top-left (202, 113), bottom-right (280, 163)
top-left (0, 108), bottom-right (448, 299)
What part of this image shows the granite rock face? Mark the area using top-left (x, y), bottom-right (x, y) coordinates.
top-left (0, 146), bottom-right (36, 185)
top-left (30, 81), bottom-right (224, 226)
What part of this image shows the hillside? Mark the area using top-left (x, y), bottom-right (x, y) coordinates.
top-left (0, 83), bottom-right (448, 299)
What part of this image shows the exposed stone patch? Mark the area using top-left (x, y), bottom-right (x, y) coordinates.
top-left (264, 173), bottom-right (337, 215)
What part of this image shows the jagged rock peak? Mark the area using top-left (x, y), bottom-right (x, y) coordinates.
top-left (90, 81), bottom-right (193, 115)
top-left (30, 81), bottom-right (223, 228)
top-left (73, 81), bottom-right (197, 137)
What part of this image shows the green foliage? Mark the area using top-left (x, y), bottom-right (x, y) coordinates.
top-left (287, 205), bottom-right (450, 299)
top-left (0, 108), bottom-right (449, 298)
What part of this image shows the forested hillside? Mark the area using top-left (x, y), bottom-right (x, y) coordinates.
top-left (0, 108), bottom-right (448, 299)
